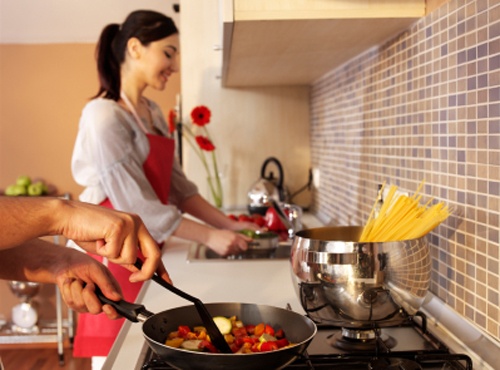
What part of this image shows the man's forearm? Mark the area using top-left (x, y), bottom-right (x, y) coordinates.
top-left (0, 238), bottom-right (63, 282)
top-left (0, 196), bottom-right (65, 249)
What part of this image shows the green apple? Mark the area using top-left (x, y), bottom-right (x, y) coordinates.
top-left (16, 175), bottom-right (32, 187)
top-left (28, 183), bottom-right (44, 196)
top-left (5, 185), bottom-right (18, 196)
top-left (10, 184), bottom-right (28, 196)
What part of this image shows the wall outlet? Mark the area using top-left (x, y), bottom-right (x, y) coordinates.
top-left (381, 185), bottom-right (409, 202)
top-left (312, 168), bottom-right (321, 188)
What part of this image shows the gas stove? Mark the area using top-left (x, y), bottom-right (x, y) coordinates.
top-left (137, 311), bottom-right (473, 370)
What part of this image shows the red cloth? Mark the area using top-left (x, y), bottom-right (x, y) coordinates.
top-left (73, 132), bottom-right (175, 358)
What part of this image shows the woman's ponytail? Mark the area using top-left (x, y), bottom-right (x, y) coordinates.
top-left (93, 24), bottom-right (121, 100)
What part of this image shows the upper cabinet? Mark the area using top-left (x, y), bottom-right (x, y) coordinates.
top-left (221, 0), bottom-right (426, 87)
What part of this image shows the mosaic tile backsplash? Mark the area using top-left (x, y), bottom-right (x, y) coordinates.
top-left (310, 0), bottom-right (499, 341)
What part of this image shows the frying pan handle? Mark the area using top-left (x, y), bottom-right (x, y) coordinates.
top-left (94, 286), bottom-right (154, 323)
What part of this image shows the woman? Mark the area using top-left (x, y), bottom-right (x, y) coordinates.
top-left (71, 10), bottom-right (256, 360)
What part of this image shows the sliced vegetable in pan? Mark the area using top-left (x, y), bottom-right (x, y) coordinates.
top-left (165, 315), bottom-right (292, 354)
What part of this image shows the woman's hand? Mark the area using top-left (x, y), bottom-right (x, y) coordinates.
top-left (204, 229), bottom-right (252, 256)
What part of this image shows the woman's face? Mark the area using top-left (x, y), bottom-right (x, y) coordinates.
top-left (132, 33), bottom-right (180, 91)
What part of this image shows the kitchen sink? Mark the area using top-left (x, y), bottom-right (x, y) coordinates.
top-left (186, 241), bottom-right (292, 262)
top-left (185, 215), bottom-right (317, 263)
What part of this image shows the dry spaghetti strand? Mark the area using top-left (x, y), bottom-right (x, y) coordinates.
top-left (359, 181), bottom-right (450, 242)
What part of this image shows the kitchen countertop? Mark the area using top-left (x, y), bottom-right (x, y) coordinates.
top-left (102, 213), bottom-right (323, 370)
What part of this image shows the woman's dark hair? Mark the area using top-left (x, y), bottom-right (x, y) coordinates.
top-left (94, 10), bottom-right (178, 101)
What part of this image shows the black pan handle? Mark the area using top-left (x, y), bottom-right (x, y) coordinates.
top-left (94, 286), bottom-right (154, 323)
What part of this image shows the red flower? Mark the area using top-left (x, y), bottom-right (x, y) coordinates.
top-left (191, 106), bottom-right (211, 126)
top-left (168, 109), bottom-right (177, 134)
top-left (195, 135), bottom-right (215, 151)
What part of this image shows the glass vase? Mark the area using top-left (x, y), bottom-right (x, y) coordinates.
top-left (207, 174), bottom-right (224, 209)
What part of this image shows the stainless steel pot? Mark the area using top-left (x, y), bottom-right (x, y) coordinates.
top-left (290, 226), bottom-right (430, 329)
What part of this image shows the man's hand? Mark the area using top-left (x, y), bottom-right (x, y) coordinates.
top-left (0, 196), bottom-right (169, 284)
top-left (0, 240), bottom-right (123, 319)
top-left (60, 200), bottom-right (166, 283)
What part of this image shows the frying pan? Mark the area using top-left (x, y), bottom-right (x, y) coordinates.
top-left (246, 230), bottom-right (280, 251)
top-left (100, 296), bottom-right (317, 370)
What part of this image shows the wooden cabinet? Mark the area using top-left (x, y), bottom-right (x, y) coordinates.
top-left (221, 0), bottom-right (426, 87)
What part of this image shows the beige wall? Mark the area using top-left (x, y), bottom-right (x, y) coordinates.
top-left (180, 0), bottom-right (312, 210)
top-left (0, 42), bottom-right (179, 320)
top-left (0, 43), bottom-right (180, 198)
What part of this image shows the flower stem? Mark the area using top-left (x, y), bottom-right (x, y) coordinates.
top-left (182, 123), bottom-right (223, 208)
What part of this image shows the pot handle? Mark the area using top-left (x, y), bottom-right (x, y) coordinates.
top-left (94, 286), bottom-right (154, 323)
top-left (304, 251), bottom-right (358, 265)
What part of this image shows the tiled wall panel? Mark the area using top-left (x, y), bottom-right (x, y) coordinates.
top-left (310, 0), bottom-right (499, 340)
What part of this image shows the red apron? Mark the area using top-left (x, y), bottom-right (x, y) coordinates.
top-left (73, 98), bottom-right (175, 358)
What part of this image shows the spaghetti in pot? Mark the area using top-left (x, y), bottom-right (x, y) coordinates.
top-left (360, 181), bottom-right (450, 243)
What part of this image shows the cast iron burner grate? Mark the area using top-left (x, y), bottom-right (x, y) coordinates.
top-left (141, 352), bottom-right (473, 370)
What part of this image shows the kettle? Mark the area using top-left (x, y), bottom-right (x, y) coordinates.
top-left (247, 157), bottom-right (288, 215)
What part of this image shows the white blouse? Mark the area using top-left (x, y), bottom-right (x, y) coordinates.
top-left (71, 98), bottom-right (198, 243)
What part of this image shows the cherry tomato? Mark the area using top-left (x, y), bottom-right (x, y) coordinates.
top-left (230, 343), bottom-right (240, 353)
top-left (200, 340), bottom-right (218, 353)
top-left (264, 324), bottom-right (275, 336)
top-left (234, 337), bottom-right (245, 347)
top-left (251, 214), bottom-right (266, 227)
top-left (231, 327), bottom-right (248, 337)
top-left (238, 214), bottom-right (252, 222)
top-left (227, 214), bottom-right (238, 221)
top-left (244, 324), bottom-right (256, 335)
top-left (259, 341), bottom-right (279, 352)
top-left (177, 325), bottom-right (191, 338)
top-left (275, 328), bottom-right (285, 339)
top-left (276, 338), bottom-right (289, 348)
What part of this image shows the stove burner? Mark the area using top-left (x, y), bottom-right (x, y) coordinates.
top-left (327, 330), bottom-right (396, 352)
top-left (342, 327), bottom-right (378, 340)
top-left (369, 358), bottom-right (422, 370)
